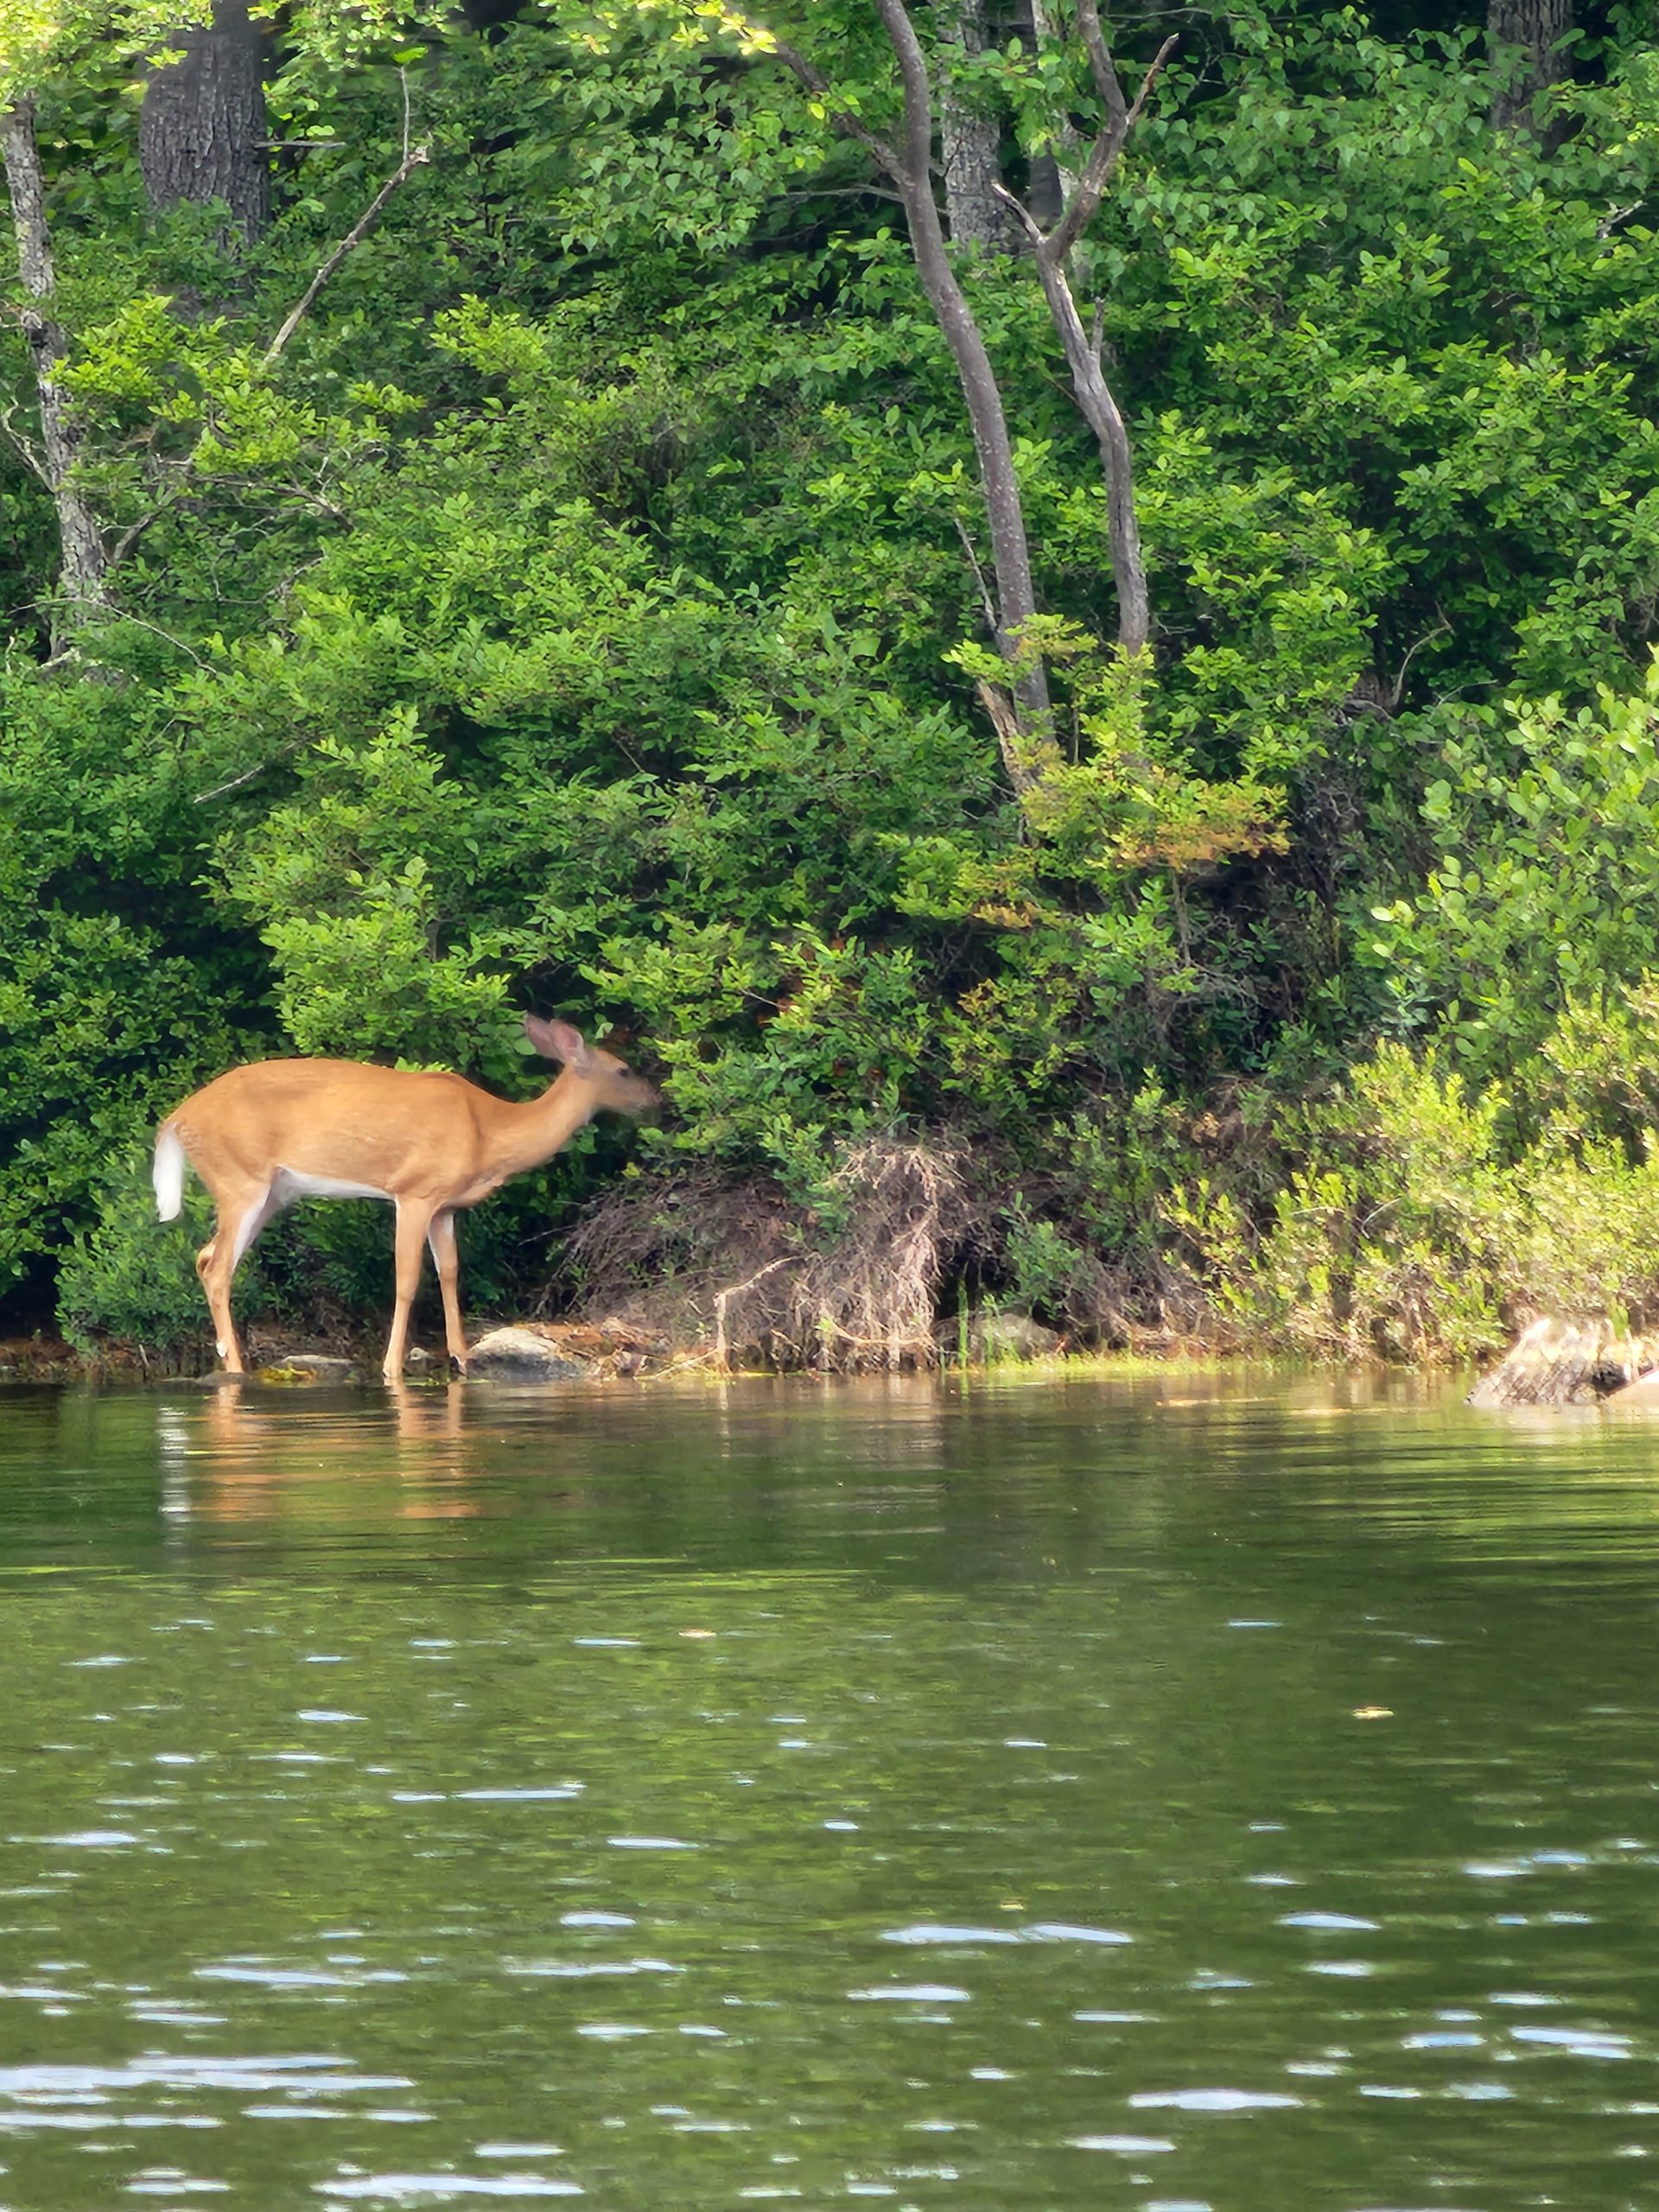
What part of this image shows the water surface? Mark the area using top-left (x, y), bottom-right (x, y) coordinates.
top-left (3, 1369), bottom-right (1659, 2210)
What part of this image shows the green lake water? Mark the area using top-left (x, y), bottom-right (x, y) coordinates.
top-left (3, 1369), bottom-right (1659, 2211)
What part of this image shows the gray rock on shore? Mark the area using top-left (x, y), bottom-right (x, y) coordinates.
top-left (465, 1325), bottom-right (594, 1382)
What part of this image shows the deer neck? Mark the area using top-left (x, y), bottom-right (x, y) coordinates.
top-left (496, 1072), bottom-right (595, 1174)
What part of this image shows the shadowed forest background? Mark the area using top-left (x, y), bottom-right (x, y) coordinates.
top-left (6, 0), bottom-right (1659, 1368)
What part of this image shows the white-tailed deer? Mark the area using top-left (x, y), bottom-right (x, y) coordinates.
top-left (154, 1016), bottom-right (656, 1382)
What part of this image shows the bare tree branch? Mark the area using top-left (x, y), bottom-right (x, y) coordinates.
top-left (769, 4), bottom-right (1171, 708)
top-left (877, 0), bottom-right (939, 191)
top-left (997, 181), bottom-right (1149, 655)
top-left (975, 673), bottom-right (1058, 795)
top-left (874, 0), bottom-right (1050, 721)
top-left (99, 611), bottom-right (208, 664)
top-left (194, 732), bottom-right (308, 804)
top-left (262, 141), bottom-right (430, 370)
top-left (0, 390), bottom-right (50, 485)
top-left (951, 510), bottom-right (999, 638)
top-left (1047, 22), bottom-right (1177, 267)
top-left (108, 494), bottom-right (187, 571)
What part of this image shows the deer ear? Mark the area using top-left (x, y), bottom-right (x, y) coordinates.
top-left (524, 1014), bottom-right (594, 1071)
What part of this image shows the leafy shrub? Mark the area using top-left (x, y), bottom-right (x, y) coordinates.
top-left (1171, 1036), bottom-right (1659, 1363)
top-left (1363, 660), bottom-right (1659, 1081)
top-left (58, 1150), bottom-right (232, 1357)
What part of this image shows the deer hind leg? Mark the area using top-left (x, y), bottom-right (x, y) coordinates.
top-left (196, 1179), bottom-right (279, 1375)
top-left (384, 1199), bottom-right (436, 1383)
top-left (427, 1210), bottom-right (468, 1375)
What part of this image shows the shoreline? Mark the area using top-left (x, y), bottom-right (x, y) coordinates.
top-left (0, 1327), bottom-right (1438, 1390)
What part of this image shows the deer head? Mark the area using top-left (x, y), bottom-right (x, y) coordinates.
top-left (524, 1014), bottom-right (658, 1119)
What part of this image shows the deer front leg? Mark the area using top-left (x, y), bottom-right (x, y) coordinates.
top-left (427, 1209), bottom-right (468, 1374)
top-left (385, 1199), bottom-right (435, 1382)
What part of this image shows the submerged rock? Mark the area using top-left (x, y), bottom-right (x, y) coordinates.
top-left (1467, 1316), bottom-right (1659, 1407)
top-left (256, 1353), bottom-right (359, 1383)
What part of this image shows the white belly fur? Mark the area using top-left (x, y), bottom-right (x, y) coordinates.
top-left (230, 1166), bottom-right (396, 1268)
top-left (275, 1167), bottom-right (394, 1203)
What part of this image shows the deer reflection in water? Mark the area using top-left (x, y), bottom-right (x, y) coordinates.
top-left (167, 1381), bottom-right (480, 1528)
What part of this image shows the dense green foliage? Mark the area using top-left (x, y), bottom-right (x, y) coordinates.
top-left (9, 0), bottom-right (1659, 1360)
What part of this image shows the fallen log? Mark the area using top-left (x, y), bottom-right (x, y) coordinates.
top-left (1467, 1316), bottom-right (1659, 1407)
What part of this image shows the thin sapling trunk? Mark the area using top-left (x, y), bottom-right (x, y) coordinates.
top-left (997, 0), bottom-right (1173, 662)
top-left (768, 1), bottom-right (1052, 757)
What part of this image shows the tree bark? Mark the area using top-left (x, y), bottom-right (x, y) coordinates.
top-left (139, 0), bottom-right (270, 243)
top-left (934, 0), bottom-right (1023, 255)
top-left (1488, 0), bottom-right (1573, 138)
top-left (1, 98), bottom-right (112, 652)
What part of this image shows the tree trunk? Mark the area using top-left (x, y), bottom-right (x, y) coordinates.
top-left (934, 0), bottom-right (1023, 255)
top-left (874, 0), bottom-right (1050, 732)
top-left (1488, 0), bottom-right (1573, 138)
top-left (0, 98), bottom-right (112, 652)
top-left (994, 3), bottom-right (1173, 659)
top-left (139, 0), bottom-right (270, 243)
top-left (767, 1), bottom-right (1052, 754)
top-left (1029, 248), bottom-right (1149, 657)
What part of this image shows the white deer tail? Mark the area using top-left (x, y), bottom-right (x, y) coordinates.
top-left (153, 1124), bottom-right (187, 1222)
